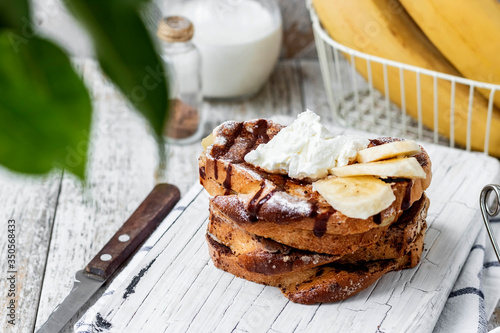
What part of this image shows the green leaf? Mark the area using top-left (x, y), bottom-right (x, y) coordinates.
top-left (65, 0), bottom-right (169, 138)
top-left (0, 0), bottom-right (30, 30)
top-left (0, 32), bottom-right (92, 179)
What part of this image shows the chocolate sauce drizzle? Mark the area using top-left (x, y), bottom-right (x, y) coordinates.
top-left (310, 203), bottom-right (333, 238)
top-left (313, 212), bottom-right (332, 238)
top-left (242, 119), bottom-right (270, 157)
top-left (211, 123), bottom-right (244, 160)
top-left (401, 181), bottom-right (413, 210)
top-left (213, 159), bottom-right (218, 180)
top-left (369, 137), bottom-right (402, 147)
top-left (223, 164), bottom-right (232, 195)
top-left (248, 183), bottom-right (275, 222)
top-left (199, 166), bottom-right (206, 180)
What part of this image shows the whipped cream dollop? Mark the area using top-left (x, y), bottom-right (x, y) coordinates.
top-left (244, 110), bottom-right (369, 180)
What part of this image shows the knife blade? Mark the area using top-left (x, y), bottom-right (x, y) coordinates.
top-left (36, 183), bottom-right (180, 333)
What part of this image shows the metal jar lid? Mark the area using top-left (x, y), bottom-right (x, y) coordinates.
top-left (157, 16), bottom-right (194, 43)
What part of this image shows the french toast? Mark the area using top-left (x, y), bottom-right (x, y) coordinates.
top-left (207, 226), bottom-right (425, 304)
top-left (199, 119), bottom-right (432, 254)
top-left (200, 115), bottom-right (432, 304)
top-left (208, 194), bottom-right (428, 275)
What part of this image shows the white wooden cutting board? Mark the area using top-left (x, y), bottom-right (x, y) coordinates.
top-left (85, 142), bottom-right (500, 333)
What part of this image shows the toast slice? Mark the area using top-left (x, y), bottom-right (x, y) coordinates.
top-left (207, 225), bottom-right (425, 304)
top-left (199, 119), bottom-right (432, 239)
top-left (209, 191), bottom-right (428, 256)
top-left (210, 193), bottom-right (389, 255)
top-left (208, 194), bottom-right (428, 274)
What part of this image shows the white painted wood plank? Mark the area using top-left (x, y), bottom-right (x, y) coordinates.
top-left (269, 301), bottom-right (317, 333)
top-left (233, 288), bottom-right (289, 333)
top-left (98, 192), bottom-right (210, 331)
top-left (34, 59), bottom-right (159, 332)
top-left (0, 172), bottom-right (62, 333)
top-left (134, 231), bottom-right (210, 332)
top-left (200, 60), bottom-right (304, 130)
top-left (198, 279), bottom-right (265, 333)
top-left (299, 59), bottom-right (332, 122)
top-left (179, 273), bottom-right (243, 333)
top-left (205, 282), bottom-right (267, 333)
top-left (84, 138), bottom-right (500, 333)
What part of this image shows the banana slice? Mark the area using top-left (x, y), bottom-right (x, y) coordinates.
top-left (201, 133), bottom-right (214, 150)
top-left (330, 157), bottom-right (426, 179)
top-left (313, 176), bottom-right (395, 219)
top-left (357, 140), bottom-right (421, 163)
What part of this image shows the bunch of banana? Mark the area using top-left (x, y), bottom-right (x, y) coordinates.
top-left (400, 0), bottom-right (500, 108)
top-left (312, 0), bottom-right (500, 157)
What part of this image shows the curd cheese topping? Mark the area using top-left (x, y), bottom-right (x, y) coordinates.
top-left (244, 111), bottom-right (369, 180)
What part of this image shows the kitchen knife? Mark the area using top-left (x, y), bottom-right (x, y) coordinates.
top-left (36, 183), bottom-right (180, 333)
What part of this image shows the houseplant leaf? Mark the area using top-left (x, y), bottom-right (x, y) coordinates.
top-left (0, 32), bottom-right (92, 179)
top-left (0, 0), bottom-right (30, 30)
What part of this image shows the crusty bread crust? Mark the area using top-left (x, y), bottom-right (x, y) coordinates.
top-left (208, 195), bottom-right (428, 274)
top-left (208, 210), bottom-right (341, 275)
top-left (210, 194), bottom-right (388, 255)
top-left (210, 193), bottom-right (428, 255)
top-left (207, 226), bottom-right (425, 304)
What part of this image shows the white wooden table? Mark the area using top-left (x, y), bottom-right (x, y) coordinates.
top-left (1, 0), bottom-right (499, 331)
top-left (0, 56), bottom-right (498, 333)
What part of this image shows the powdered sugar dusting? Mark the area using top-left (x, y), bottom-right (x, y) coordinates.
top-left (215, 120), bottom-right (240, 135)
top-left (264, 192), bottom-right (313, 217)
top-left (214, 135), bottom-right (227, 146)
top-left (213, 195), bottom-right (251, 223)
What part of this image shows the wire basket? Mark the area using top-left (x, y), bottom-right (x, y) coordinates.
top-left (307, 1), bottom-right (500, 155)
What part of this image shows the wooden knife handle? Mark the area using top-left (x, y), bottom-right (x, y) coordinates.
top-left (84, 184), bottom-right (180, 281)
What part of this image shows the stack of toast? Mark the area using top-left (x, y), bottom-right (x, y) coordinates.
top-left (199, 118), bottom-right (432, 304)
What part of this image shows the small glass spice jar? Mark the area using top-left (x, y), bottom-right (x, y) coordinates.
top-left (157, 16), bottom-right (204, 145)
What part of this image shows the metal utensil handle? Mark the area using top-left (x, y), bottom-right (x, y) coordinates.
top-left (480, 184), bottom-right (500, 264)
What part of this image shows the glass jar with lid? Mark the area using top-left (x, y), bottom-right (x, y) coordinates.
top-left (157, 16), bottom-right (204, 144)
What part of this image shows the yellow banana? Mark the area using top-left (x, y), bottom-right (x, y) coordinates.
top-left (312, 0), bottom-right (500, 156)
top-left (400, 0), bottom-right (500, 108)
